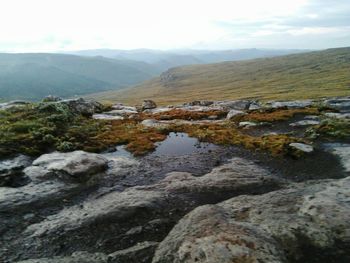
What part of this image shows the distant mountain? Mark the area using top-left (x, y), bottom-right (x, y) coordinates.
top-left (88, 47), bottom-right (350, 105)
top-left (65, 48), bottom-right (308, 70)
top-left (0, 53), bottom-right (159, 101)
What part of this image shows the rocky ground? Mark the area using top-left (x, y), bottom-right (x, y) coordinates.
top-left (0, 96), bottom-right (349, 262)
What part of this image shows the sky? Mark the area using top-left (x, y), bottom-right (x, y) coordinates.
top-left (0, 0), bottom-right (349, 52)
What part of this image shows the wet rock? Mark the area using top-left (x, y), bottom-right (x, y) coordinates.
top-left (289, 120), bottom-right (320, 127)
top-left (213, 100), bottom-right (251, 110)
top-left (30, 151), bottom-right (108, 183)
top-left (289, 143), bottom-right (314, 153)
top-left (323, 143), bottom-right (350, 172)
top-left (0, 155), bottom-right (32, 187)
top-left (42, 95), bottom-right (62, 102)
top-left (153, 176), bottom-right (350, 263)
top-left (56, 98), bottom-right (103, 116)
top-left (226, 109), bottom-right (246, 120)
top-left (17, 251), bottom-right (109, 263)
top-left (24, 158), bottom-right (281, 245)
top-left (267, 100), bottom-right (313, 109)
top-left (142, 100), bottom-right (157, 111)
top-left (17, 242), bottom-right (159, 263)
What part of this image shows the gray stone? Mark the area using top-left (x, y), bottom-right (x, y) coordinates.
top-left (267, 100), bottom-right (313, 109)
top-left (56, 98), bottom-right (103, 116)
top-left (226, 109), bottom-right (246, 120)
top-left (213, 100), bottom-right (251, 110)
top-left (0, 100), bottom-right (30, 110)
top-left (152, 176), bottom-right (350, 263)
top-left (142, 100), bottom-right (157, 110)
top-left (289, 143), bottom-right (314, 153)
top-left (289, 120), bottom-right (320, 127)
top-left (239, 121), bottom-right (257, 128)
top-left (31, 151), bottom-right (108, 182)
top-left (324, 98), bottom-right (350, 111)
top-left (141, 119), bottom-right (168, 128)
top-left (92, 114), bottom-right (124, 120)
top-left (324, 112), bottom-right (350, 119)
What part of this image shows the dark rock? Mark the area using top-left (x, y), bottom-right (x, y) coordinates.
top-left (142, 100), bottom-right (157, 111)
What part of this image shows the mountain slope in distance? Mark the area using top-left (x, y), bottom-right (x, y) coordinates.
top-left (0, 53), bottom-right (158, 101)
top-left (88, 47), bottom-right (350, 105)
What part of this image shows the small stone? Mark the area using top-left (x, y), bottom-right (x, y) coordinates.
top-left (289, 143), bottom-right (314, 153)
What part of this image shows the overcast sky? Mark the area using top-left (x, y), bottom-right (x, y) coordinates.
top-left (0, 0), bottom-right (349, 52)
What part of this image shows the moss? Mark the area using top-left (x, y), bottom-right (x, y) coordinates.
top-left (142, 109), bottom-right (228, 121)
top-left (172, 122), bottom-right (305, 157)
top-left (232, 108), bottom-right (320, 123)
top-left (307, 118), bottom-right (350, 139)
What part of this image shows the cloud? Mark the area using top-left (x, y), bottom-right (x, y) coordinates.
top-left (0, 0), bottom-right (349, 51)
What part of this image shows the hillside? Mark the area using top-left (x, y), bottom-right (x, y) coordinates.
top-left (0, 53), bottom-right (159, 101)
top-left (89, 47), bottom-right (350, 105)
top-left (67, 48), bottom-right (307, 71)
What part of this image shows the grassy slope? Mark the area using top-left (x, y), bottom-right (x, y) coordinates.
top-left (89, 47), bottom-right (350, 105)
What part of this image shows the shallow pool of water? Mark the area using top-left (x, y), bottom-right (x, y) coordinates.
top-left (152, 132), bottom-right (218, 156)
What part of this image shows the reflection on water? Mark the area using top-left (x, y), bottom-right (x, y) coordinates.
top-left (152, 132), bottom-right (217, 156)
top-left (104, 132), bottom-right (218, 157)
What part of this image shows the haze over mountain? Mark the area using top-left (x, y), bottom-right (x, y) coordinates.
top-left (89, 47), bottom-right (350, 105)
top-left (0, 49), bottom-right (306, 101)
top-left (65, 48), bottom-right (308, 70)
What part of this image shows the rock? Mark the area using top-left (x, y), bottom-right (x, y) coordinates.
top-left (92, 114), bottom-right (124, 120)
top-left (141, 119), bottom-right (168, 129)
top-left (143, 107), bottom-right (173, 114)
top-left (105, 109), bottom-right (138, 116)
top-left (239, 121), bottom-right (257, 128)
top-left (17, 242), bottom-right (159, 263)
top-left (30, 151), bottom-right (108, 182)
top-left (17, 251), bottom-right (109, 263)
top-left (0, 100), bottom-right (30, 110)
top-left (289, 143), bottom-right (314, 153)
top-left (267, 100), bottom-right (313, 109)
top-left (324, 98), bottom-right (350, 112)
top-left (42, 95), bottom-right (62, 102)
top-left (213, 100), bottom-right (251, 110)
top-left (226, 109), bottom-right (246, 120)
top-left (56, 98), bottom-right (103, 116)
top-left (184, 101), bottom-right (214, 107)
top-left (152, 176), bottom-right (350, 263)
top-left (304, 115), bottom-right (320, 120)
top-left (24, 158), bottom-right (281, 246)
top-left (0, 152), bottom-right (108, 212)
top-left (324, 112), bottom-right (350, 119)
top-left (111, 104), bottom-right (137, 112)
top-left (248, 101), bottom-right (262, 110)
top-left (323, 143), bottom-right (350, 172)
top-left (108, 241), bottom-right (159, 263)
top-left (0, 155), bottom-right (32, 187)
top-left (142, 100), bottom-right (157, 111)
top-left (289, 120), bottom-right (320, 127)
top-left (207, 115), bottom-right (218, 120)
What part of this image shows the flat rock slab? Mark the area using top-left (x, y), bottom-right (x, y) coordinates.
top-left (153, 176), bottom-right (350, 263)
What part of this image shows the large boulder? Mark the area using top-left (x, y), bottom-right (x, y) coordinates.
top-left (29, 151), bottom-right (108, 182)
top-left (56, 98), bottom-right (103, 116)
top-left (142, 100), bottom-right (157, 111)
top-left (152, 176), bottom-right (350, 263)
